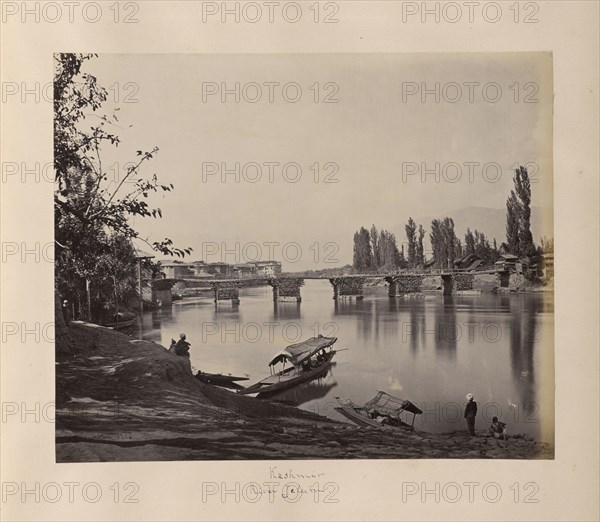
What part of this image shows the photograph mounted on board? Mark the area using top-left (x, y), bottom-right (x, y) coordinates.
top-left (54, 53), bottom-right (554, 462)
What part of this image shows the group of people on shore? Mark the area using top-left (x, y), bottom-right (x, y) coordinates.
top-left (464, 393), bottom-right (508, 440)
top-left (169, 333), bottom-right (191, 357)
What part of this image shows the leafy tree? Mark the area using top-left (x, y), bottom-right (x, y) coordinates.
top-left (352, 227), bottom-right (373, 271)
top-left (505, 165), bottom-right (536, 257)
top-left (416, 225), bottom-right (425, 268)
top-left (514, 166), bottom-right (536, 257)
top-left (430, 217), bottom-right (458, 269)
top-left (54, 54), bottom-right (191, 332)
top-left (370, 224), bottom-right (380, 269)
top-left (378, 229), bottom-right (402, 270)
top-left (465, 228), bottom-right (476, 255)
top-left (405, 217), bottom-right (417, 268)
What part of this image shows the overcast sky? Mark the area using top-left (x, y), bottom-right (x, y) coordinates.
top-left (85, 53), bottom-right (553, 270)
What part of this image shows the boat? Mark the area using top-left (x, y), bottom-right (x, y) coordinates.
top-left (195, 371), bottom-right (249, 390)
top-left (103, 311), bottom-right (139, 330)
top-left (237, 336), bottom-right (338, 396)
top-left (258, 371), bottom-right (337, 405)
top-left (335, 391), bottom-right (423, 430)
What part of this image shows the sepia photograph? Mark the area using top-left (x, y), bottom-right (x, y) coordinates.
top-left (54, 52), bottom-right (555, 462)
top-left (2, 1), bottom-right (599, 521)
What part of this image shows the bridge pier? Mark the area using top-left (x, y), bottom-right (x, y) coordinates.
top-left (441, 274), bottom-right (454, 295)
top-left (210, 281), bottom-right (241, 304)
top-left (268, 278), bottom-right (304, 302)
top-left (329, 277), bottom-right (366, 300)
top-left (386, 275), bottom-right (424, 296)
top-left (386, 278), bottom-right (397, 297)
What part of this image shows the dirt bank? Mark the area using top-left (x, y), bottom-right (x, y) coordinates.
top-left (55, 322), bottom-right (553, 461)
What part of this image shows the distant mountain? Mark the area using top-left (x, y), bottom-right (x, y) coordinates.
top-left (399, 206), bottom-right (552, 247)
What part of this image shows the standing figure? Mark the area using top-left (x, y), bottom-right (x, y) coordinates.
top-left (62, 299), bottom-right (71, 323)
top-left (464, 393), bottom-right (478, 436)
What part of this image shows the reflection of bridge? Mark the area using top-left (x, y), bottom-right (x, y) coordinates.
top-left (179, 268), bottom-right (507, 304)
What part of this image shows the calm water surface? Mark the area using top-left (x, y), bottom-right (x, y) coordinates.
top-left (136, 280), bottom-right (554, 442)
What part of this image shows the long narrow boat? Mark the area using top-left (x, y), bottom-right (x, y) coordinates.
top-left (237, 336), bottom-right (338, 396)
top-left (103, 312), bottom-right (139, 330)
top-left (335, 391), bottom-right (423, 431)
top-left (195, 371), bottom-right (249, 390)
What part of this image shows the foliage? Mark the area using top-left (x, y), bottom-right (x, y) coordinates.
top-left (505, 166), bottom-right (536, 257)
top-left (370, 225), bottom-right (380, 268)
top-left (430, 217), bottom-right (459, 269)
top-left (353, 225), bottom-right (404, 271)
top-left (405, 217), bottom-right (417, 268)
top-left (353, 227), bottom-right (373, 271)
top-left (416, 225), bottom-right (425, 268)
top-left (54, 53), bottom-right (191, 321)
top-left (465, 228), bottom-right (498, 265)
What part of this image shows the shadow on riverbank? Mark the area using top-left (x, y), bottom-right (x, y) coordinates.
top-left (55, 322), bottom-right (553, 461)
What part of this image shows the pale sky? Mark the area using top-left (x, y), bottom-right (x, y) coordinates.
top-left (84, 53), bottom-right (553, 270)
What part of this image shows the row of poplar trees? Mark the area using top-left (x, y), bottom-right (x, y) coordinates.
top-left (352, 166), bottom-right (539, 271)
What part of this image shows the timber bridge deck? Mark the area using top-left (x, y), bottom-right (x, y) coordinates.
top-left (165, 268), bottom-right (508, 304)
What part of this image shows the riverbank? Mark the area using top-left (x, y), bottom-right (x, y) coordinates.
top-left (56, 323), bottom-right (553, 461)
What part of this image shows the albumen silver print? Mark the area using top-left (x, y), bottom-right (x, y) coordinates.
top-left (54, 52), bottom-right (554, 462)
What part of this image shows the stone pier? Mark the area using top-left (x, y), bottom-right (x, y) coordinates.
top-left (385, 275), bottom-right (425, 296)
top-left (329, 277), bottom-right (366, 300)
top-left (268, 278), bottom-right (304, 302)
top-left (441, 274), bottom-right (454, 295)
top-left (453, 273), bottom-right (475, 291)
top-left (210, 281), bottom-right (241, 304)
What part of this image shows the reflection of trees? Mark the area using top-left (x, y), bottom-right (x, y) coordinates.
top-left (399, 297), bottom-right (426, 353)
top-left (434, 295), bottom-right (457, 357)
top-left (334, 298), bottom-right (372, 341)
top-left (509, 295), bottom-right (539, 412)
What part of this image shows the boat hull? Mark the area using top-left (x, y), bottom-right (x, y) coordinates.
top-left (195, 372), bottom-right (249, 390)
top-left (238, 353), bottom-right (335, 396)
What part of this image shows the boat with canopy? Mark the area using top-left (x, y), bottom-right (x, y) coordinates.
top-left (335, 391), bottom-right (423, 430)
top-left (237, 335), bottom-right (338, 396)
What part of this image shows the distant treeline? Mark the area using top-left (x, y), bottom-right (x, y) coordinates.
top-left (353, 166), bottom-right (553, 272)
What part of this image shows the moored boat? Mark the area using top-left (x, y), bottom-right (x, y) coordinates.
top-left (237, 336), bottom-right (338, 396)
top-left (335, 391), bottom-right (423, 431)
top-left (195, 371), bottom-right (249, 390)
top-left (103, 311), bottom-right (139, 330)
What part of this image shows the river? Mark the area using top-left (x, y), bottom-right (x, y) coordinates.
top-left (136, 280), bottom-right (554, 442)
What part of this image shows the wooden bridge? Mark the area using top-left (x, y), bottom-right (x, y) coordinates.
top-left (181, 268), bottom-right (508, 304)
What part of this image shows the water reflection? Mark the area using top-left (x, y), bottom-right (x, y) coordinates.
top-left (434, 296), bottom-right (458, 359)
top-left (509, 295), bottom-right (538, 417)
top-left (258, 367), bottom-right (337, 406)
top-left (137, 281), bottom-right (554, 441)
top-left (272, 301), bottom-right (301, 321)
